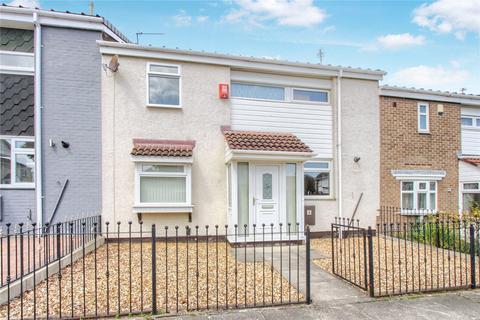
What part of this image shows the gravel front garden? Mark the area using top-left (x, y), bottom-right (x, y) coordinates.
top-left (312, 235), bottom-right (474, 296)
top-left (1, 240), bottom-right (303, 319)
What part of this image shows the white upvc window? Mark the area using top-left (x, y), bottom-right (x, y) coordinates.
top-left (231, 82), bottom-right (329, 104)
top-left (418, 102), bottom-right (429, 133)
top-left (401, 181), bottom-right (437, 212)
top-left (461, 182), bottom-right (480, 212)
top-left (304, 161), bottom-right (331, 198)
top-left (461, 116), bottom-right (480, 128)
top-left (0, 136), bottom-right (35, 188)
top-left (134, 163), bottom-right (192, 208)
top-left (146, 62), bottom-right (181, 108)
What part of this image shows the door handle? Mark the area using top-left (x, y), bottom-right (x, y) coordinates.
top-left (253, 196), bottom-right (256, 205)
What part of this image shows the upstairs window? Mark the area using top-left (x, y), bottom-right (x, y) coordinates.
top-left (231, 82), bottom-right (329, 104)
top-left (293, 88), bottom-right (329, 103)
top-left (418, 103), bottom-right (429, 133)
top-left (147, 63), bottom-right (181, 107)
top-left (0, 137), bottom-right (35, 188)
top-left (461, 116), bottom-right (480, 128)
top-left (231, 83), bottom-right (285, 101)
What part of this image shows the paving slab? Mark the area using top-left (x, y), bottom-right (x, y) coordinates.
top-left (160, 290), bottom-right (480, 320)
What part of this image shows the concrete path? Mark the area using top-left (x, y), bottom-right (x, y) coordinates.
top-left (164, 290), bottom-right (480, 320)
top-left (234, 244), bottom-right (371, 305)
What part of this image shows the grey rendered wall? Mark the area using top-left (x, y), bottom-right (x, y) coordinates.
top-left (41, 27), bottom-right (102, 223)
top-left (0, 190), bottom-right (35, 228)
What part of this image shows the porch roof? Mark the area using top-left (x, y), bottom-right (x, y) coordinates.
top-left (223, 130), bottom-right (313, 153)
top-left (131, 139), bottom-right (195, 157)
top-left (461, 157), bottom-right (480, 166)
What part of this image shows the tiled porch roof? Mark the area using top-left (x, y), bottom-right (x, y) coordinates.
top-left (131, 139), bottom-right (195, 157)
top-left (461, 157), bottom-right (480, 166)
top-left (223, 130), bottom-right (312, 153)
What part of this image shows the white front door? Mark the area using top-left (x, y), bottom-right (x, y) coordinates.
top-left (254, 165), bottom-right (279, 227)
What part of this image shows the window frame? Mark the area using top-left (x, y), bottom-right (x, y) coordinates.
top-left (417, 102), bottom-right (430, 133)
top-left (134, 162), bottom-right (192, 208)
top-left (461, 181), bottom-right (480, 212)
top-left (291, 87), bottom-right (330, 104)
top-left (231, 82), bottom-right (330, 105)
top-left (0, 136), bottom-right (35, 189)
top-left (304, 160), bottom-right (332, 199)
top-left (146, 62), bottom-right (182, 109)
top-left (400, 180), bottom-right (437, 213)
top-left (461, 115), bottom-right (480, 129)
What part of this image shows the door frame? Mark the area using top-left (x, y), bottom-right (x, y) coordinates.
top-left (227, 160), bottom-right (305, 242)
top-left (252, 163), bottom-right (281, 231)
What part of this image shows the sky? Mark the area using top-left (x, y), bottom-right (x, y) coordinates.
top-left (8, 0), bottom-right (480, 94)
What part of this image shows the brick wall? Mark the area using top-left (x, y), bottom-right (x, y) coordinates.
top-left (380, 96), bottom-right (461, 213)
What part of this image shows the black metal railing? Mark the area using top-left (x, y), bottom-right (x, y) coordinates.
top-left (0, 216), bottom-right (101, 289)
top-left (331, 218), bottom-right (368, 291)
top-left (0, 222), bottom-right (310, 319)
top-left (331, 218), bottom-right (479, 297)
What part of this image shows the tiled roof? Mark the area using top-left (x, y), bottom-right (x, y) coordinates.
top-left (131, 139), bottom-right (195, 157)
top-left (461, 158), bottom-right (480, 166)
top-left (223, 130), bottom-right (312, 153)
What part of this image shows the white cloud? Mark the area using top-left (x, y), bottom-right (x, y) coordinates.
top-left (197, 16), bottom-right (209, 23)
top-left (8, 0), bottom-right (39, 7)
top-left (172, 10), bottom-right (192, 27)
top-left (377, 33), bottom-right (426, 50)
top-left (413, 0), bottom-right (480, 39)
top-left (360, 33), bottom-right (426, 51)
top-left (224, 0), bottom-right (326, 28)
top-left (387, 65), bottom-right (470, 91)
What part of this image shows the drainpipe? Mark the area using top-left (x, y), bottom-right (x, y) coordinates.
top-left (33, 12), bottom-right (44, 227)
top-left (336, 70), bottom-right (343, 223)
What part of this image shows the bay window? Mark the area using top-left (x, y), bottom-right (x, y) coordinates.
top-left (135, 163), bottom-right (191, 209)
top-left (0, 137), bottom-right (35, 188)
top-left (304, 161), bottom-right (331, 197)
top-left (401, 181), bottom-right (436, 212)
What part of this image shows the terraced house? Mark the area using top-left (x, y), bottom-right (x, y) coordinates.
top-left (0, 5), bottom-right (128, 229)
top-left (99, 41), bottom-right (385, 235)
top-left (379, 86), bottom-right (480, 217)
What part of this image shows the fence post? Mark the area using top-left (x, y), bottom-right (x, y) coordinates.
top-left (470, 224), bottom-right (476, 289)
top-left (305, 225), bottom-right (311, 304)
top-left (367, 226), bottom-right (375, 297)
top-left (151, 224), bottom-right (157, 314)
top-left (331, 224), bottom-right (335, 274)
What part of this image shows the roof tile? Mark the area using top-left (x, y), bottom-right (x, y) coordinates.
top-left (223, 130), bottom-right (312, 153)
top-left (462, 158), bottom-right (480, 166)
top-left (131, 139), bottom-right (195, 157)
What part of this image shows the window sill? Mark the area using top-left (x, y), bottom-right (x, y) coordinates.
top-left (133, 204), bottom-right (193, 213)
top-left (418, 131), bottom-right (430, 135)
top-left (147, 103), bottom-right (182, 109)
top-left (304, 195), bottom-right (334, 201)
top-left (0, 185), bottom-right (35, 190)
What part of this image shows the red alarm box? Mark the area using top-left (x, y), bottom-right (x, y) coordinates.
top-left (219, 84), bottom-right (229, 99)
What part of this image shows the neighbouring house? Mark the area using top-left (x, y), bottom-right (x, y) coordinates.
top-left (99, 41), bottom-right (385, 235)
top-left (379, 86), bottom-right (480, 217)
top-left (0, 5), bottom-right (129, 230)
